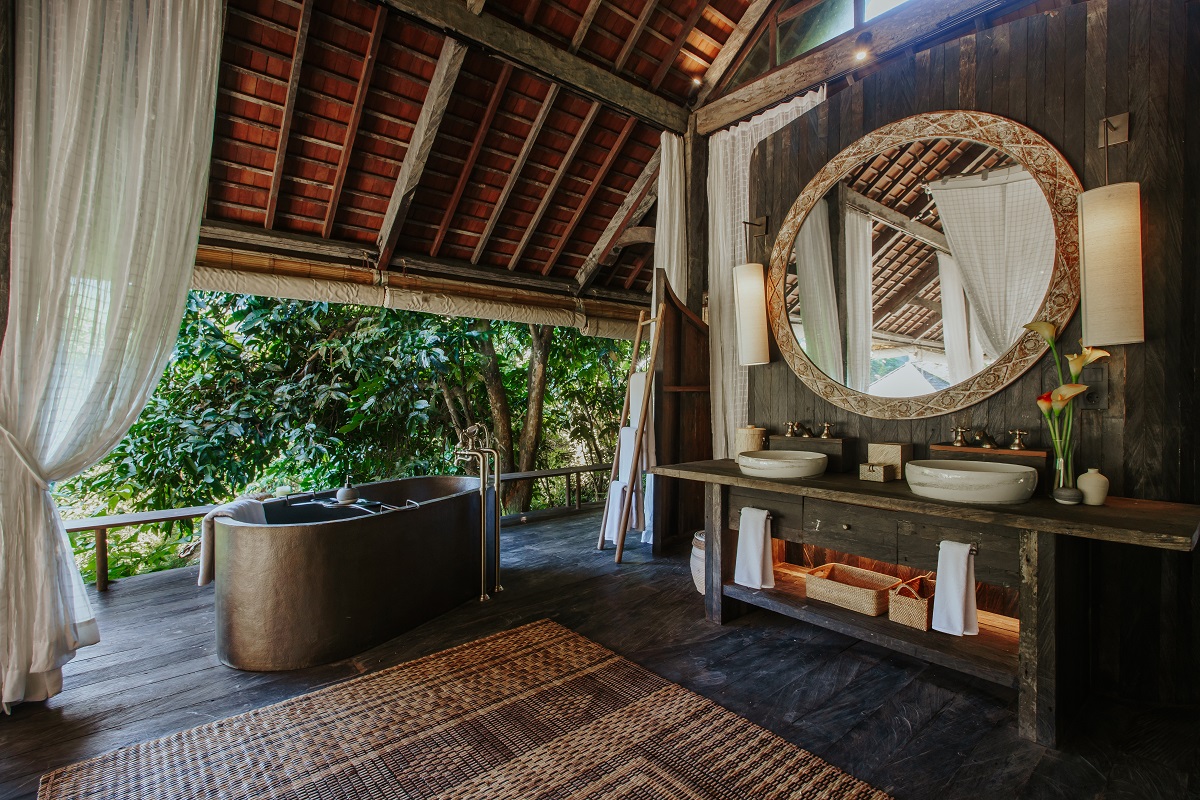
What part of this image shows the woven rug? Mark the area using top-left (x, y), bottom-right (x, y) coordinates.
top-left (39, 619), bottom-right (890, 800)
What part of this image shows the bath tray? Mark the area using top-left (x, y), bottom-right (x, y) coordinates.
top-left (804, 563), bottom-right (903, 616)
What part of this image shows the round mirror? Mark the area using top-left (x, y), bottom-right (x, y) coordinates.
top-left (767, 111), bottom-right (1083, 419)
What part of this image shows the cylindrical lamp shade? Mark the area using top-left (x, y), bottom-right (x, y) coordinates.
top-left (1078, 182), bottom-right (1144, 346)
top-left (733, 262), bottom-right (770, 365)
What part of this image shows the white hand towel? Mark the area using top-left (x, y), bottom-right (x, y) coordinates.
top-left (199, 498), bottom-right (267, 586)
top-left (618, 426), bottom-right (639, 483)
top-left (932, 540), bottom-right (978, 636)
top-left (733, 507), bottom-right (774, 589)
top-left (628, 371), bottom-right (649, 429)
top-left (603, 481), bottom-right (628, 544)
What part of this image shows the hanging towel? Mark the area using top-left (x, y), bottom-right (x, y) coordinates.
top-left (932, 540), bottom-right (979, 636)
top-left (618, 426), bottom-right (639, 484)
top-left (198, 499), bottom-right (267, 586)
top-left (628, 371), bottom-right (649, 429)
top-left (603, 481), bottom-right (628, 544)
top-left (733, 507), bottom-right (774, 589)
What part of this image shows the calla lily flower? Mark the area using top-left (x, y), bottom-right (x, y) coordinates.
top-left (1023, 321), bottom-right (1057, 343)
top-left (1066, 345), bottom-right (1110, 380)
top-left (1036, 391), bottom-right (1053, 415)
top-left (1050, 383), bottom-right (1088, 411)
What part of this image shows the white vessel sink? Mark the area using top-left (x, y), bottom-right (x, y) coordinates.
top-left (905, 460), bottom-right (1038, 505)
top-left (736, 450), bottom-right (828, 479)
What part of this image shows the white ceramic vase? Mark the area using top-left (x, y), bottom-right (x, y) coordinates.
top-left (1077, 468), bottom-right (1110, 506)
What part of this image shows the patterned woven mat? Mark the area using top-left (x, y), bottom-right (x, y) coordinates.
top-left (39, 619), bottom-right (890, 800)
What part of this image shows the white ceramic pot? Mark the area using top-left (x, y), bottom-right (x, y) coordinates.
top-left (690, 531), bottom-right (705, 594)
top-left (1077, 468), bottom-right (1110, 506)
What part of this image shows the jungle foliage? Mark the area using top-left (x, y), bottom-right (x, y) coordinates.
top-left (55, 292), bottom-right (630, 583)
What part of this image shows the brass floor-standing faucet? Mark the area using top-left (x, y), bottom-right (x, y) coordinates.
top-left (456, 426), bottom-right (491, 602)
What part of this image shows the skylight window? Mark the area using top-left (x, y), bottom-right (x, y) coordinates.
top-left (865, 0), bottom-right (914, 21)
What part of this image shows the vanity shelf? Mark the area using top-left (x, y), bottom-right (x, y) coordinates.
top-left (725, 563), bottom-right (1019, 688)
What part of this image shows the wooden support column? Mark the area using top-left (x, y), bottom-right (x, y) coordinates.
top-left (265, 0), bottom-right (314, 230)
top-left (1018, 529), bottom-right (1058, 747)
top-left (95, 528), bottom-right (109, 592)
top-left (0, 0), bottom-right (12, 351)
top-left (376, 38), bottom-right (467, 269)
top-left (704, 482), bottom-right (744, 623)
top-left (683, 117), bottom-right (708, 314)
top-left (322, 3), bottom-right (386, 239)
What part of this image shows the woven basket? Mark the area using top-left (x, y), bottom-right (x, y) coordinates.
top-left (804, 563), bottom-right (902, 616)
top-left (690, 531), bottom-right (705, 594)
top-left (889, 575), bottom-right (936, 631)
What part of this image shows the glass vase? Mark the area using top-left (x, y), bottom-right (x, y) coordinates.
top-left (1051, 449), bottom-right (1083, 505)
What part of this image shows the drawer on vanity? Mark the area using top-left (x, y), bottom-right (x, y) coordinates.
top-left (801, 499), bottom-right (898, 562)
top-left (896, 518), bottom-right (1021, 588)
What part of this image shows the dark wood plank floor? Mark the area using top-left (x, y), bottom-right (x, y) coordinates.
top-left (2, 511), bottom-right (1197, 799)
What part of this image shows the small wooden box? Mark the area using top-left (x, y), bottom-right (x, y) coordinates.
top-left (770, 435), bottom-right (858, 473)
top-left (859, 463), bottom-right (898, 482)
top-left (868, 442), bottom-right (912, 473)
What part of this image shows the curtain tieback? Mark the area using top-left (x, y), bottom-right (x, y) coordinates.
top-left (0, 423), bottom-right (50, 491)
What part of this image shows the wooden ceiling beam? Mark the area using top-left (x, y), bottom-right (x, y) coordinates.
top-left (873, 254), bottom-right (939, 324)
top-left (622, 250), bottom-right (652, 290)
top-left (522, 0), bottom-right (541, 25)
top-left (321, 4), bottom-right (387, 239)
top-left (571, 0), bottom-right (603, 53)
top-left (843, 186), bottom-right (950, 253)
top-left (264, 0), bottom-right (314, 229)
top-left (694, 0), bottom-right (772, 106)
top-left (472, 84), bottom-right (560, 264)
top-left (431, 62), bottom-right (513, 257)
top-left (614, 1), bottom-right (658, 73)
top-left (696, 0), bottom-right (999, 134)
top-left (650, 1), bottom-right (709, 90)
top-left (615, 225), bottom-right (656, 248)
top-left (574, 147), bottom-right (659, 293)
top-left (506, 101), bottom-right (601, 271)
top-left (376, 38), bottom-right (467, 269)
top-left (541, 115), bottom-right (638, 276)
top-left (379, 0), bottom-right (688, 132)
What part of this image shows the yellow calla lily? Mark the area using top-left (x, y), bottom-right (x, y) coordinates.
top-left (1080, 344), bottom-right (1110, 366)
top-left (1065, 352), bottom-right (1088, 379)
top-left (1050, 383), bottom-right (1088, 411)
top-left (1023, 321), bottom-right (1057, 344)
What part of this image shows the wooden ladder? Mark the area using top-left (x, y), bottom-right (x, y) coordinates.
top-left (596, 302), bottom-right (665, 563)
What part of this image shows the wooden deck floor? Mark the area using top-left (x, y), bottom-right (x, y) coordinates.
top-left (2, 511), bottom-right (1197, 799)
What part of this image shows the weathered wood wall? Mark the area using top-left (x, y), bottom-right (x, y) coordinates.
top-left (745, 0), bottom-right (1200, 704)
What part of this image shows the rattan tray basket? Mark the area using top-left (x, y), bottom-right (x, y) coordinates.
top-left (888, 575), bottom-right (936, 631)
top-left (804, 563), bottom-right (903, 616)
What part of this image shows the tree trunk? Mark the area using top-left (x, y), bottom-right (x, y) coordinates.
top-left (473, 319), bottom-right (515, 474)
top-left (506, 324), bottom-right (553, 512)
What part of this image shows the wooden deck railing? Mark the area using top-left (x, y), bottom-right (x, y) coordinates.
top-left (62, 463), bottom-right (612, 591)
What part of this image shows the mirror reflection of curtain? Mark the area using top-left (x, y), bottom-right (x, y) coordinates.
top-left (707, 87), bottom-right (825, 458)
top-left (792, 199), bottom-right (843, 381)
top-left (845, 208), bottom-right (874, 392)
top-left (938, 252), bottom-right (985, 384)
top-left (927, 167), bottom-right (1056, 356)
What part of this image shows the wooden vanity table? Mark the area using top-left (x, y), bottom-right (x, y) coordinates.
top-left (653, 459), bottom-right (1200, 747)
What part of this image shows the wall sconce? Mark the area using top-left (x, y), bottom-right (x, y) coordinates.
top-left (854, 32), bottom-right (873, 62)
top-left (733, 262), bottom-right (770, 365)
top-left (1078, 113), bottom-right (1144, 346)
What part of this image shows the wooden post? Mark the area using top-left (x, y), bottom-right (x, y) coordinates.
top-left (95, 528), bottom-right (109, 593)
top-left (683, 117), bottom-right (708, 315)
top-left (1018, 528), bottom-right (1057, 746)
top-left (564, 473), bottom-right (571, 509)
top-left (704, 482), bottom-right (744, 623)
top-left (574, 472), bottom-right (582, 509)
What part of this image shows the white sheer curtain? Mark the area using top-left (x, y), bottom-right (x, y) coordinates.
top-left (792, 199), bottom-right (843, 381)
top-left (927, 166), bottom-right (1055, 357)
top-left (937, 252), bottom-right (986, 384)
top-left (844, 208), bottom-right (874, 392)
top-left (655, 133), bottom-right (687, 297)
top-left (0, 0), bottom-right (223, 711)
top-left (708, 87), bottom-right (825, 458)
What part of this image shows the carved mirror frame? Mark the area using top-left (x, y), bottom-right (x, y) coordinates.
top-left (767, 111), bottom-right (1083, 420)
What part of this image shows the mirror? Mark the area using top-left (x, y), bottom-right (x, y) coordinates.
top-left (767, 111), bottom-right (1082, 419)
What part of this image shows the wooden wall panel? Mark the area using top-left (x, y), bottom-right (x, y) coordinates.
top-left (743, 0), bottom-right (1199, 704)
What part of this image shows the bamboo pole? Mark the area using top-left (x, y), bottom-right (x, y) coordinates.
top-left (614, 303), bottom-right (665, 563)
top-left (596, 308), bottom-right (648, 550)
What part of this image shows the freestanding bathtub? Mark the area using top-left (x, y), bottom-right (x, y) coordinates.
top-left (213, 475), bottom-right (489, 671)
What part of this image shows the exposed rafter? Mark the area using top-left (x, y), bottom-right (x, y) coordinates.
top-left (623, 250), bottom-right (652, 290)
top-left (507, 101), bottom-right (601, 271)
top-left (431, 62), bottom-right (513, 257)
top-left (467, 0), bottom-right (486, 13)
top-left (614, 1), bottom-right (658, 73)
top-left (264, 0), bottom-right (314, 229)
top-left (472, 83), bottom-right (560, 264)
top-left (873, 254), bottom-right (939, 323)
top-left (615, 226), bottom-right (656, 248)
top-left (376, 38), bottom-right (467, 270)
top-left (541, 116), bottom-right (638, 276)
top-left (570, 0), bottom-right (603, 53)
top-left (650, 1), bottom-right (709, 90)
top-left (322, 3), bottom-right (387, 239)
top-left (844, 187), bottom-right (950, 253)
top-left (694, 0), bottom-right (771, 106)
top-left (522, 0), bottom-right (541, 25)
top-left (379, 0), bottom-right (688, 132)
top-left (574, 147), bottom-right (660, 293)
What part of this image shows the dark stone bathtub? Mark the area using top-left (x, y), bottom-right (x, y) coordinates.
top-left (213, 475), bottom-right (485, 671)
